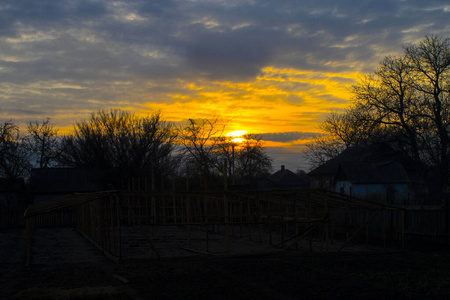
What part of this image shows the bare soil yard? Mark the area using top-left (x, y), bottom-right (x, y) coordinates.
top-left (2, 228), bottom-right (450, 299)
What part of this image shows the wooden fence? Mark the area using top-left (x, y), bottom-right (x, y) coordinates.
top-left (23, 188), bottom-right (450, 266)
top-left (0, 207), bottom-right (25, 229)
top-left (0, 192), bottom-right (29, 229)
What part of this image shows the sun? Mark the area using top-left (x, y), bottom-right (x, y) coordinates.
top-left (227, 130), bottom-right (248, 143)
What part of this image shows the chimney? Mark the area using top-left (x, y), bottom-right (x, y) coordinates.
top-left (281, 165), bottom-right (285, 171)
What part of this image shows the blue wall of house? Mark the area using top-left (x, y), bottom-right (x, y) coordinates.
top-left (335, 181), bottom-right (409, 204)
top-left (335, 181), bottom-right (352, 195)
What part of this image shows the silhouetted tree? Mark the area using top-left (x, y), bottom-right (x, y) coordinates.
top-left (321, 106), bottom-right (384, 147)
top-left (217, 134), bottom-right (272, 185)
top-left (404, 35), bottom-right (450, 184)
top-left (235, 134), bottom-right (272, 184)
top-left (27, 118), bottom-right (61, 168)
top-left (0, 121), bottom-right (31, 179)
top-left (308, 35), bottom-right (450, 190)
top-left (59, 109), bottom-right (176, 181)
top-left (177, 117), bottom-right (228, 188)
top-left (179, 117), bottom-right (272, 188)
top-left (305, 135), bottom-right (346, 170)
top-left (352, 55), bottom-right (422, 161)
top-left (305, 106), bottom-right (384, 169)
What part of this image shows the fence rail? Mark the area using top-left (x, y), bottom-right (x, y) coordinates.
top-left (23, 188), bottom-right (450, 266)
top-left (0, 208), bottom-right (25, 229)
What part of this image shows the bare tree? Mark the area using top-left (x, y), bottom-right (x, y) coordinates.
top-left (233, 134), bottom-right (272, 184)
top-left (59, 109), bottom-right (176, 181)
top-left (216, 133), bottom-right (272, 184)
top-left (306, 105), bottom-right (385, 170)
top-left (178, 118), bottom-right (272, 187)
top-left (0, 121), bottom-right (31, 179)
top-left (404, 35), bottom-right (450, 183)
top-left (305, 135), bottom-right (346, 170)
top-left (27, 118), bottom-right (60, 168)
top-left (351, 55), bottom-right (422, 161)
top-left (320, 107), bottom-right (381, 148)
top-left (309, 35), bottom-right (450, 191)
top-left (177, 117), bottom-right (228, 188)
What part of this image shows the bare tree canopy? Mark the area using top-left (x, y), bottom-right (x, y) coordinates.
top-left (307, 35), bottom-right (450, 190)
top-left (0, 121), bottom-right (31, 179)
top-left (217, 134), bottom-right (272, 185)
top-left (178, 117), bottom-right (228, 174)
top-left (27, 118), bottom-right (60, 168)
top-left (59, 109), bottom-right (177, 179)
top-left (177, 117), bottom-right (229, 188)
top-left (178, 117), bottom-right (272, 188)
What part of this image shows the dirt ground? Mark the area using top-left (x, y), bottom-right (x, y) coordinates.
top-left (2, 227), bottom-right (450, 299)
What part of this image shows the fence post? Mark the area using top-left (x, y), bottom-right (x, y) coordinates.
top-left (444, 194), bottom-right (449, 245)
top-left (268, 193), bottom-right (272, 245)
top-left (383, 209), bottom-right (387, 250)
top-left (324, 192), bottom-right (329, 251)
top-left (307, 191), bottom-right (312, 251)
top-left (25, 216), bottom-right (33, 267)
top-left (172, 178), bottom-right (177, 224)
top-left (186, 167), bottom-right (192, 246)
top-left (401, 209), bottom-right (405, 250)
top-left (257, 192), bottom-right (262, 243)
top-left (116, 194), bottom-right (122, 261)
top-left (294, 195), bottom-right (298, 250)
top-left (161, 176), bottom-right (166, 224)
top-left (279, 196), bottom-right (283, 246)
top-left (223, 159), bottom-right (229, 253)
top-left (365, 209), bottom-right (369, 248)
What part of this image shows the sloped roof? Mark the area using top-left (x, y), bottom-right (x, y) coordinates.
top-left (30, 168), bottom-right (110, 193)
top-left (337, 161), bottom-right (411, 183)
top-left (265, 166), bottom-right (309, 189)
top-left (309, 144), bottom-right (426, 185)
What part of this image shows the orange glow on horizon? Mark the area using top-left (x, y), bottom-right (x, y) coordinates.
top-left (26, 67), bottom-right (360, 140)
top-left (140, 67), bottom-right (359, 135)
top-left (227, 130), bottom-right (248, 137)
top-left (227, 130), bottom-right (248, 143)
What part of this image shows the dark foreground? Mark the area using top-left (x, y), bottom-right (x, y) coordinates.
top-left (2, 229), bottom-right (450, 299)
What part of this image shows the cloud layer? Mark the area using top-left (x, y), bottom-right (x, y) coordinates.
top-left (1, 1), bottom-right (450, 154)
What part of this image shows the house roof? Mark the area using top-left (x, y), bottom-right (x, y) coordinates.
top-left (263, 166), bottom-right (309, 189)
top-left (30, 168), bottom-right (110, 193)
top-left (336, 161), bottom-right (411, 184)
top-left (309, 144), bottom-right (426, 185)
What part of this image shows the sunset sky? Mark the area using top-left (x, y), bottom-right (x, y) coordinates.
top-left (1, 1), bottom-right (450, 171)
